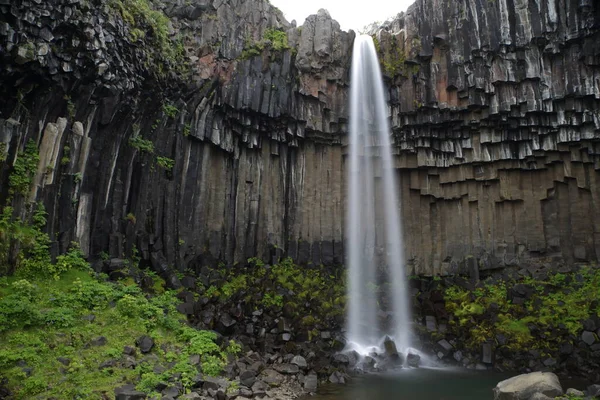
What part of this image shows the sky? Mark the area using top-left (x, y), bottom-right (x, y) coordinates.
top-left (269, 0), bottom-right (414, 32)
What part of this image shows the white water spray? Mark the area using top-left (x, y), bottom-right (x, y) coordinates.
top-left (346, 35), bottom-right (412, 355)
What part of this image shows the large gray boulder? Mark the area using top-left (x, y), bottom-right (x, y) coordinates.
top-left (493, 372), bottom-right (563, 400)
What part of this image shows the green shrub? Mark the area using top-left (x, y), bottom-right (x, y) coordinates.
top-left (263, 28), bottom-right (289, 51)
top-left (129, 134), bottom-right (155, 153)
top-left (156, 156), bottom-right (175, 171)
top-left (444, 267), bottom-right (600, 352)
top-left (240, 28), bottom-right (290, 59)
top-left (9, 140), bottom-right (39, 196)
top-left (261, 293), bottom-right (283, 308)
top-left (162, 103), bottom-right (178, 118)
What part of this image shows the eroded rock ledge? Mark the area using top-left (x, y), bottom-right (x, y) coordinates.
top-left (1, 0), bottom-right (599, 275)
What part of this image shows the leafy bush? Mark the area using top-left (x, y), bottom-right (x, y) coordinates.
top-left (162, 103), bottom-right (178, 118)
top-left (444, 267), bottom-right (600, 352)
top-left (240, 28), bottom-right (290, 59)
top-left (129, 134), bottom-right (155, 153)
top-left (9, 140), bottom-right (39, 196)
top-left (108, 0), bottom-right (185, 72)
top-left (156, 156), bottom-right (175, 171)
top-left (263, 28), bottom-right (290, 51)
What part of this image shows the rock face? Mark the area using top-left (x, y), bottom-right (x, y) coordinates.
top-left (1, 0), bottom-right (599, 275)
top-left (493, 372), bottom-right (563, 400)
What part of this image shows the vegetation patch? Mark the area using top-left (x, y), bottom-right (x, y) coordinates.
top-left (240, 28), bottom-right (291, 60)
top-left (200, 257), bottom-right (346, 331)
top-left (107, 0), bottom-right (186, 76)
top-left (443, 267), bottom-right (600, 353)
top-left (0, 158), bottom-right (238, 398)
top-left (372, 34), bottom-right (407, 77)
top-left (8, 140), bottom-right (39, 196)
top-left (128, 134), bottom-right (155, 153)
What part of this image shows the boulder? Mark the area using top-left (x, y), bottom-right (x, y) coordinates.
top-left (493, 372), bottom-right (563, 400)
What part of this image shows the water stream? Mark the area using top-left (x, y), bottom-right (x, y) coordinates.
top-left (346, 34), bottom-right (411, 354)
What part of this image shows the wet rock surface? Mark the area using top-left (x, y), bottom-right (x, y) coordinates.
top-left (0, 0), bottom-right (598, 276)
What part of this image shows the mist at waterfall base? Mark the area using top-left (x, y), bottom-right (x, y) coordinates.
top-left (345, 34), bottom-right (413, 359)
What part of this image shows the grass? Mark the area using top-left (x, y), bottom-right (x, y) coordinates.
top-left (0, 267), bottom-right (235, 399)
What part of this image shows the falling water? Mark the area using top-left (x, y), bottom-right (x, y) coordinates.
top-left (346, 35), bottom-right (411, 354)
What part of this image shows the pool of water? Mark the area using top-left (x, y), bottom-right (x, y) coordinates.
top-left (300, 368), bottom-right (516, 400)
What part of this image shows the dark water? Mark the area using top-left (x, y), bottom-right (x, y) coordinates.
top-left (301, 368), bottom-right (515, 400)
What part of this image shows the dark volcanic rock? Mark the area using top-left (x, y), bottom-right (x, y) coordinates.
top-left (114, 384), bottom-right (146, 400)
top-left (136, 335), bottom-right (154, 354)
top-left (0, 0), bottom-right (597, 278)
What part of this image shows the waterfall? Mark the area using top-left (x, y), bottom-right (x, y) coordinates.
top-left (346, 35), bottom-right (412, 354)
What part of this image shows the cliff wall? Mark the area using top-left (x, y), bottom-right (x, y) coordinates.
top-left (0, 0), bottom-right (599, 276)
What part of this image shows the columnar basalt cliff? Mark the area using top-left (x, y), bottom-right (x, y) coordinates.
top-left (0, 0), bottom-right (599, 277)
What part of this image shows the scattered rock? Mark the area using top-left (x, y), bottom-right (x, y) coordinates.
top-left (261, 368), bottom-right (285, 385)
top-left (91, 336), bottom-right (107, 346)
top-left (329, 371), bottom-right (346, 384)
top-left (274, 363), bottom-right (299, 374)
top-left (304, 372), bottom-right (318, 392)
top-left (582, 331), bottom-right (596, 346)
top-left (587, 384), bottom-right (600, 397)
top-left (180, 393), bottom-right (202, 399)
top-left (99, 359), bottom-right (117, 369)
top-left (203, 376), bottom-right (230, 391)
top-left (136, 335), bottom-right (154, 353)
top-left (251, 380), bottom-right (268, 396)
top-left (482, 343), bottom-right (493, 364)
top-left (426, 316), bottom-right (437, 331)
top-left (565, 388), bottom-right (584, 397)
top-left (57, 357), bottom-right (71, 366)
top-left (407, 352), bottom-right (421, 368)
top-left (291, 355), bottom-right (308, 369)
top-left (114, 384), bottom-right (146, 400)
top-left (239, 369), bottom-right (257, 387)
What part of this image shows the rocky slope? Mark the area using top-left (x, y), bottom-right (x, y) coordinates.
top-left (1, 0), bottom-right (599, 277)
